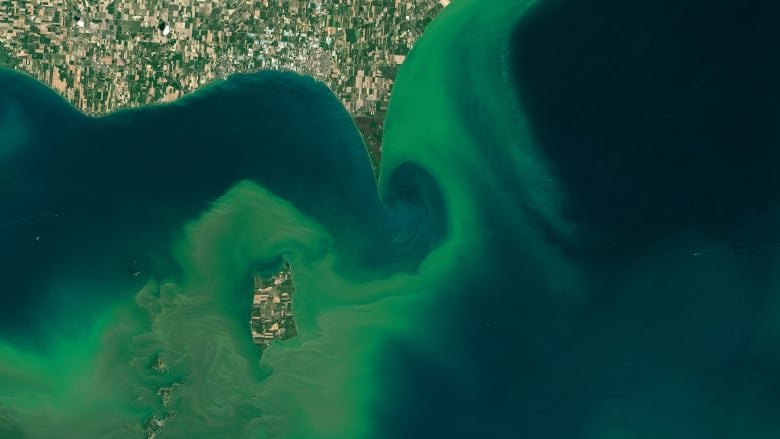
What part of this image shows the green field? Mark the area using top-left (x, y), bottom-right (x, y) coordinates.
top-left (0, 45), bottom-right (16, 68)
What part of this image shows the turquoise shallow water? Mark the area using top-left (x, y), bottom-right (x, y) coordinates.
top-left (2, 0), bottom-right (780, 437)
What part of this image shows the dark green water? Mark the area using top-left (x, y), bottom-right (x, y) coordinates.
top-left (2, 0), bottom-right (780, 437)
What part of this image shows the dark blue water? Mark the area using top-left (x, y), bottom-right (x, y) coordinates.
top-left (0, 70), bottom-right (444, 345)
top-left (2, 0), bottom-right (780, 436)
top-left (373, 1), bottom-right (780, 438)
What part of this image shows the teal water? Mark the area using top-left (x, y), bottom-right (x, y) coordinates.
top-left (2, 0), bottom-right (780, 437)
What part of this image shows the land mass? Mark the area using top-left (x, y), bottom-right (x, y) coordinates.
top-left (250, 261), bottom-right (297, 351)
top-left (0, 0), bottom-right (449, 174)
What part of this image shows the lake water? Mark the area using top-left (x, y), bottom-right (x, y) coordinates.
top-left (2, 0), bottom-right (780, 437)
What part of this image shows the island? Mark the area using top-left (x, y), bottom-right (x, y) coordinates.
top-left (250, 261), bottom-right (297, 350)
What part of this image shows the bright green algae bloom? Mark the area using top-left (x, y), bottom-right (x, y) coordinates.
top-left (0, 0), bottom-right (566, 437)
top-left (4, 0), bottom-right (780, 436)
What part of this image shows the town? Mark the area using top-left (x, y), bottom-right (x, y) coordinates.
top-left (0, 0), bottom-right (449, 174)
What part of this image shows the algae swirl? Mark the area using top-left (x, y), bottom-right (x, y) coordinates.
top-left (2, 0), bottom-right (780, 437)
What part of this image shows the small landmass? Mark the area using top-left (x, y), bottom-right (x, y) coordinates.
top-left (250, 262), bottom-right (296, 350)
top-left (144, 411), bottom-right (175, 439)
top-left (147, 353), bottom-right (177, 437)
top-left (150, 353), bottom-right (169, 374)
